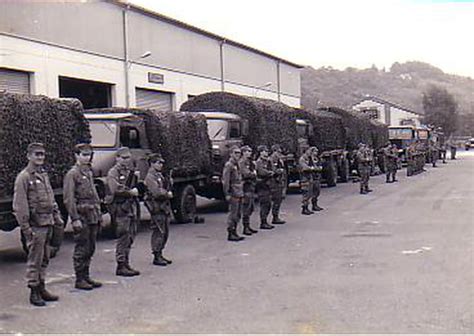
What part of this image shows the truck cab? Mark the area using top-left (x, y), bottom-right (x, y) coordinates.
top-left (389, 125), bottom-right (416, 163)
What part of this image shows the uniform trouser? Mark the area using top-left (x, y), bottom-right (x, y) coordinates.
top-left (451, 148), bottom-right (456, 159)
top-left (227, 197), bottom-right (242, 232)
top-left (271, 186), bottom-right (283, 218)
top-left (258, 188), bottom-right (272, 222)
top-left (300, 181), bottom-right (311, 207)
top-left (25, 226), bottom-right (52, 288)
top-left (242, 192), bottom-right (254, 225)
top-left (311, 179), bottom-right (321, 206)
top-left (150, 212), bottom-right (170, 255)
top-left (115, 215), bottom-right (137, 265)
top-left (359, 166), bottom-right (370, 191)
top-left (73, 223), bottom-right (99, 279)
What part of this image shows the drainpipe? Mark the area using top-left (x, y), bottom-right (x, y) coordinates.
top-left (277, 60), bottom-right (281, 102)
top-left (219, 39), bottom-right (226, 91)
top-left (123, 4), bottom-right (130, 108)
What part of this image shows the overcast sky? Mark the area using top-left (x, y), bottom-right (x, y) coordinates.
top-left (129, 0), bottom-right (474, 78)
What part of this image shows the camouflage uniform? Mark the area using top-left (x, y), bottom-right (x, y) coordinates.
top-left (356, 145), bottom-right (372, 194)
top-left (106, 147), bottom-right (140, 276)
top-left (406, 144), bottom-right (416, 176)
top-left (269, 146), bottom-right (286, 224)
top-left (383, 144), bottom-right (398, 183)
top-left (239, 147), bottom-right (258, 234)
top-left (13, 143), bottom-right (63, 306)
top-left (144, 154), bottom-right (173, 266)
top-left (299, 150), bottom-right (314, 215)
top-left (255, 146), bottom-right (275, 229)
top-left (63, 144), bottom-right (102, 289)
top-left (222, 154), bottom-right (245, 240)
top-left (310, 149), bottom-right (323, 211)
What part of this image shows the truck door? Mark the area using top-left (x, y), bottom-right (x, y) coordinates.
top-left (118, 120), bottom-right (151, 180)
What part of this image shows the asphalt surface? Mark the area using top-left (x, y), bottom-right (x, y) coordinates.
top-left (0, 151), bottom-right (473, 334)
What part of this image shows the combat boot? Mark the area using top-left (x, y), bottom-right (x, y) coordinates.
top-left (153, 254), bottom-right (168, 266)
top-left (301, 206), bottom-right (313, 215)
top-left (29, 286), bottom-right (46, 307)
top-left (75, 278), bottom-right (93, 291)
top-left (312, 204), bottom-right (324, 212)
top-left (161, 255), bottom-right (172, 264)
top-left (260, 219), bottom-right (275, 230)
top-left (366, 188), bottom-right (373, 193)
top-left (116, 263), bottom-right (137, 277)
top-left (242, 226), bottom-right (253, 236)
top-left (125, 264), bottom-right (140, 276)
top-left (85, 268), bottom-right (103, 288)
top-left (272, 216), bottom-right (286, 225)
top-left (360, 189), bottom-right (367, 195)
top-left (228, 230), bottom-right (245, 242)
top-left (39, 282), bottom-right (59, 301)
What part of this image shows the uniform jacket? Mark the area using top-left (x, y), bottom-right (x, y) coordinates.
top-left (222, 157), bottom-right (244, 198)
top-left (310, 156), bottom-right (323, 181)
top-left (13, 164), bottom-right (62, 230)
top-left (106, 163), bottom-right (136, 203)
top-left (144, 166), bottom-right (172, 214)
top-left (239, 157), bottom-right (257, 193)
top-left (63, 163), bottom-right (101, 224)
top-left (356, 148), bottom-right (371, 166)
top-left (298, 155), bottom-right (314, 183)
top-left (256, 156), bottom-right (274, 191)
top-left (269, 152), bottom-right (285, 188)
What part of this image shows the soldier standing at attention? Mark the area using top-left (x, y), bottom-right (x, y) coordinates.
top-left (63, 143), bottom-right (102, 290)
top-left (255, 145), bottom-right (275, 230)
top-left (269, 145), bottom-right (286, 225)
top-left (356, 143), bottom-right (372, 194)
top-left (144, 153), bottom-right (173, 266)
top-left (390, 144), bottom-right (399, 182)
top-left (299, 148), bottom-right (314, 215)
top-left (106, 147), bottom-right (140, 277)
top-left (239, 145), bottom-right (258, 236)
top-left (222, 145), bottom-right (245, 241)
top-left (449, 138), bottom-right (457, 160)
top-left (430, 141), bottom-right (438, 168)
top-left (383, 142), bottom-right (398, 183)
top-left (310, 147), bottom-right (324, 211)
top-left (13, 143), bottom-right (64, 306)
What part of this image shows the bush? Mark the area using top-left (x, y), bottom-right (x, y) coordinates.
top-left (0, 92), bottom-right (90, 198)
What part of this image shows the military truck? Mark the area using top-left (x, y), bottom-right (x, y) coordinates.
top-left (388, 125), bottom-right (417, 164)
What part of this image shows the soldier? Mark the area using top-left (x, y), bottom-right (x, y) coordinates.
top-left (356, 143), bottom-right (372, 194)
top-left (299, 148), bottom-right (314, 215)
top-left (390, 144), bottom-right (399, 182)
top-left (429, 140), bottom-right (438, 167)
top-left (406, 143), bottom-right (416, 176)
top-left (439, 142), bottom-right (447, 164)
top-left (239, 145), bottom-right (258, 235)
top-left (63, 143), bottom-right (102, 290)
top-left (13, 143), bottom-right (63, 306)
top-left (383, 142), bottom-right (398, 183)
top-left (106, 147), bottom-right (140, 277)
top-left (269, 144), bottom-right (286, 225)
top-left (255, 145), bottom-right (275, 230)
top-left (310, 147), bottom-right (324, 211)
top-left (449, 138), bottom-right (457, 160)
top-left (144, 153), bottom-right (173, 266)
top-left (222, 145), bottom-right (245, 241)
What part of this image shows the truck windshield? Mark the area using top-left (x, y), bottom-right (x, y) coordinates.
top-left (389, 128), bottom-right (413, 140)
top-left (88, 120), bottom-right (118, 147)
top-left (207, 119), bottom-right (228, 141)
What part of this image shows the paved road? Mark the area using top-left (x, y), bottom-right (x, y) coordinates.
top-left (0, 152), bottom-right (473, 333)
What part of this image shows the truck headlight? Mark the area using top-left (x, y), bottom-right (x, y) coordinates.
top-left (212, 144), bottom-right (220, 155)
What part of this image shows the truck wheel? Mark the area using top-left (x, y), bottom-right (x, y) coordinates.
top-left (173, 184), bottom-right (197, 224)
top-left (338, 158), bottom-right (350, 183)
top-left (325, 160), bottom-right (338, 187)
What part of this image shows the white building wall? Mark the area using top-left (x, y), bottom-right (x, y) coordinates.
top-left (389, 106), bottom-right (421, 127)
top-left (353, 100), bottom-right (386, 124)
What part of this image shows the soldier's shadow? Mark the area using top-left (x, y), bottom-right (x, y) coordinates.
top-left (0, 248), bottom-right (27, 263)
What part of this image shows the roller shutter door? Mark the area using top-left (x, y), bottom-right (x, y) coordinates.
top-left (135, 88), bottom-right (173, 111)
top-left (0, 68), bottom-right (30, 94)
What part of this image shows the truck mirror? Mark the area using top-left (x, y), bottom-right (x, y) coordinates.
top-left (241, 119), bottom-right (249, 137)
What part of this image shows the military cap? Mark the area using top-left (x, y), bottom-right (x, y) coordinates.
top-left (241, 145), bottom-right (252, 153)
top-left (148, 153), bottom-right (165, 163)
top-left (257, 145), bottom-right (269, 153)
top-left (230, 145), bottom-right (241, 153)
top-left (310, 146), bottom-right (319, 152)
top-left (116, 147), bottom-right (131, 157)
top-left (271, 144), bottom-right (282, 152)
top-left (27, 142), bottom-right (45, 154)
top-left (74, 143), bottom-right (93, 154)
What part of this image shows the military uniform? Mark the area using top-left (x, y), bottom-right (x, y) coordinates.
top-left (269, 146), bottom-right (286, 224)
top-left (356, 145), bottom-right (372, 194)
top-left (63, 144), bottom-right (102, 289)
top-left (406, 144), bottom-right (416, 176)
top-left (310, 150), bottom-right (323, 211)
top-left (144, 154), bottom-right (173, 266)
top-left (449, 140), bottom-right (457, 160)
top-left (298, 151), bottom-right (314, 215)
top-left (239, 148), bottom-right (258, 235)
top-left (13, 143), bottom-right (62, 306)
top-left (429, 142), bottom-right (438, 167)
top-left (106, 147), bottom-right (140, 276)
top-left (255, 146), bottom-right (275, 230)
top-left (383, 144), bottom-right (398, 183)
top-left (222, 154), bottom-right (245, 241)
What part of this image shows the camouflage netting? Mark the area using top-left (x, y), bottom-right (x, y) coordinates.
top-left (0, 92), bottom-right (90, 199)
top-left (180, 91), bottom-right (299, 154)
top-left (86, 108), bottom-right (212, 178)
top-left (291, 108), bottom-right (345, 152)
top-left (369, 120), bottom-right (389, 149)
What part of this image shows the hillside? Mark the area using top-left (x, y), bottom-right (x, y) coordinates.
top-left (301, 61), bottom-right (473, 116)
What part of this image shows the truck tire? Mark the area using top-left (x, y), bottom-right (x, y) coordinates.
top-left (325, 160), bottom-right (338, 187)
top-left (173, 184), bottom-right (197, 224)
top-left (338, 158), bottom-right (350, 183)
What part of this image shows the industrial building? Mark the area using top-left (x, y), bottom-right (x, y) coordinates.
top-left (0, 1), bottom-right (302, 110)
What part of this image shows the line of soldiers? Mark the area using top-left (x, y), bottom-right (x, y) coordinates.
top-left (13, 143), bottom-right (173, 306)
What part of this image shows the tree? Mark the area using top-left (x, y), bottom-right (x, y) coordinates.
top-left (422, 85), bottom-right (458, 136)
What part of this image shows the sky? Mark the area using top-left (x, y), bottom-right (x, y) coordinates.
top-left (129, 0), bottom-right (474, 78)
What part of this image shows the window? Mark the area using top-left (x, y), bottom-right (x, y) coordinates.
top-left (120, 126), bottom-right (141, 149)
top-left (229, 121), bottom-right (241, 139)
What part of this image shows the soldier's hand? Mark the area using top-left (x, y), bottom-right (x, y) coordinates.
top-left (22, 227), bottom-right (34, 241)
top-left (130, 188), bottom-right (139, 197)
top-left (167, 191), bottom-right (173, 199)
top-left (72, 219), bottom-right (83, 234)
top-left (225, 195), bottom-right (231, 202)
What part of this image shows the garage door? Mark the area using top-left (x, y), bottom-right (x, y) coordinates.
top-left (0, 68), bottom-right (30, 94)
top-left (136, 88), bottom-right (173, 112)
